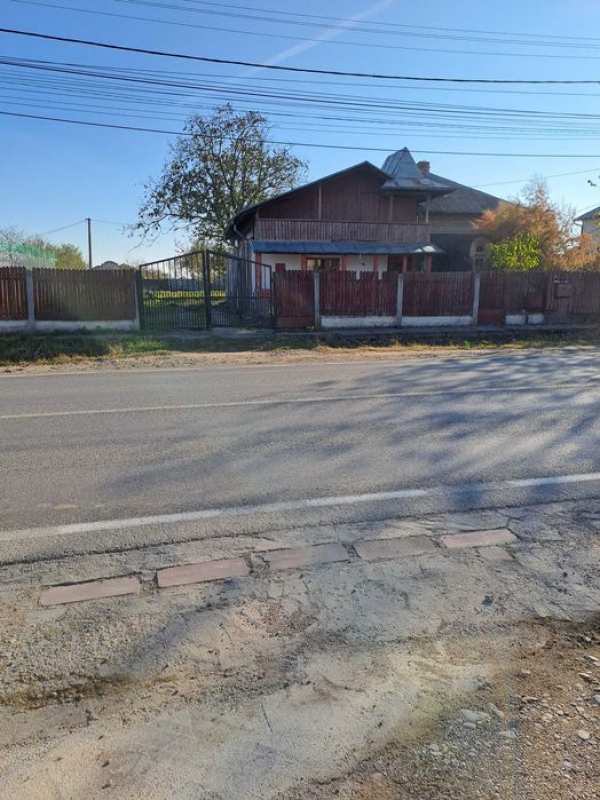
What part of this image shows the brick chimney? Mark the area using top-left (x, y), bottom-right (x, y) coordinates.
top-left (417, 160), bottom-right (430, 175)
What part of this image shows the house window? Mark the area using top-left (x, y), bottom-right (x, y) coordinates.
top-left (306, 257), bottom-right (340, 271)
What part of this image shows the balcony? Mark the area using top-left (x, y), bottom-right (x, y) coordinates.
top-left (254, 219), bottom-right (431, 243)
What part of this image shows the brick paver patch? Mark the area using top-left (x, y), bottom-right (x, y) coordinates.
top-left (262, 543), bottom-right (349, 571)
top-left (440, 529), bottom-right (517, 549)
top-left (40, 576), bottom-right (141, 607)
top-left (354, 535), bottom-right (437, 562)
top-left (479, 545), bottom-right (515, 562)
top-left (157, 558), bottom-right (250, 588)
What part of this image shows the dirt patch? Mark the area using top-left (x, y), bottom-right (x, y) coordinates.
top-left (283, 621), bottom-right (600, 800)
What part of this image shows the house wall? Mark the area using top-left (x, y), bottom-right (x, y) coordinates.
top-left (256, 253), bottom-right (388, 274)
top-left (258, 166), bottom-right (418, 223)
top-left (428, 214), bottom-right (480, 235)
top-left (582, 219), bottom-right (600, 242)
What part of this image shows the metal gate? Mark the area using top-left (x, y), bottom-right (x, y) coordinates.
top-left (138, 249), bottom-right (273, 330)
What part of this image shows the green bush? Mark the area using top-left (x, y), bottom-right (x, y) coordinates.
top-left (488, 233), bottom-right (542, 271)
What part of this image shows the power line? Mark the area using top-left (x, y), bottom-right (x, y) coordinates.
top-left (164, 0), bottom-right (600, 45)
top-left (5, 52), bottom-right (600, 99)
top-left (5, 57), bottom-right (600, 128)
top-left (36, 218), bottom-right (86, 235)
top-left (475, 167), bottom-right (600, 188)
top-left (10, 0), bottom-right (600, 61)
top-left (93, 218), bottom-right (134, 226)
top-left (7, 88), bottom-right (600, 141)
top-left (119, 0), bottom-right (600, 54)
top-left (2, 27), bottom-right (600, 84)
top-left (8, 108), bottom-right (600, 157)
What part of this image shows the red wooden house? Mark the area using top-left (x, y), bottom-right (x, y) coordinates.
top-left (226, 148), bottom-right (453, 291)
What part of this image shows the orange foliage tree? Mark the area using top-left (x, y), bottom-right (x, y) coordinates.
top-left (476, 179), bottom-right (600, 271)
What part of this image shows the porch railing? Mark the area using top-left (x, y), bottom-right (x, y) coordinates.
top-left (254, 219), bottom-right (432, 243)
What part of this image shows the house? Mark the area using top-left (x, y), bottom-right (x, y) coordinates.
top-left (227, 148), bottom-right (452, 285)
top-left (575, 207), bottom-right (600, 243)
top-left (414, 161), bottom-right (504, 271)
top-left (227, 147), bottom-right (505, 284)
top-left (93, 260), bottom-right (121, 270)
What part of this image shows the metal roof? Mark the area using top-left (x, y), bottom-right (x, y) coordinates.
top-left (422, 172), bottom-right (504, 215)
top-left (575, 205), bottom-right (600, 222)
top-left (252, 240), bottom-right (443, 255)
top-left (380, 149), bottom-right (452, 195)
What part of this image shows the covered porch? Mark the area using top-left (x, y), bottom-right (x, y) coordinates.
top-left (251, 240), bottom-right (443, 282)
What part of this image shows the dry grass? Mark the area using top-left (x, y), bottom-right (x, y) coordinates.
top-left (1, 328), bottom-right (598, 372)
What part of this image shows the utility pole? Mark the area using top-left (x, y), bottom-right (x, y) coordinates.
top-left (86, 217), bottom-right (93, 269)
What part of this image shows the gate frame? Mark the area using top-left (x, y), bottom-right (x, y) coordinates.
top-left (138, 248), bottom-right (274, 332)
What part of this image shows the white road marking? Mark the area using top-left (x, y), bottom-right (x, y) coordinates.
top-left (0, 488), bottom-right (429, 541)
top-left (506, 472), bottom-right (600, 487)
top-left (3, 471), bottom-right (600, 543)
top-left (2, 381), bottom-right (600, 420)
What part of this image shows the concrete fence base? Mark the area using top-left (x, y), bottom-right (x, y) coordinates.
top-left (401, 315), bottom-right (473, 327)
top-left (321, 315), bottom-right (397, 329)
top-left (0, 319), bottom-right (140, 333)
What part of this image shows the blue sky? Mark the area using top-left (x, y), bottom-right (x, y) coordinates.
top-left (3, 0), bottom-right (600, 264)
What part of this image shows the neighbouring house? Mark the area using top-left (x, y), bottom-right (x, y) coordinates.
top-left (226, 147), bottom-right (506, 287)
top-left (575, 206), bottom-right (600, 243)
top-left (415, 161), bottom-right (504, 272)
top-left (93, 260), bottom-right (121, 270)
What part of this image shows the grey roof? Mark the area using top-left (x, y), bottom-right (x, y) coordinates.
top-left (381, 149), bottom-right (452, 196)
top-left (575, 206), bottom-right (600, 222)
top-left (252, 240), bottom-right (443, 255)
top-left (422, 172), bottom-right (504, 215)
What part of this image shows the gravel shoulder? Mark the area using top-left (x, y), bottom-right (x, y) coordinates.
top-left (0, 500), bottom-right (599, 798)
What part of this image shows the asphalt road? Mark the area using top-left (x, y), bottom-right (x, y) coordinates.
top-left (3, 348), bottom-right (600, 560)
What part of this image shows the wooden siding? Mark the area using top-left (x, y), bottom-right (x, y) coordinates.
top-left (255, 219), bottom-right (431, 243)
top-left (0, 267), bottom-right (27, 320)
top-left (258, 164), bottom-right (418, 224)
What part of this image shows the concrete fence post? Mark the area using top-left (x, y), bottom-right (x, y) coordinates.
top-left (25, 268), bottom-right (36, 331)
top-left (395, 273), bottom-right (404, 327)
top-left (472, 272), bottom-right (481, 326)
top-left (313, 270), bottom-right (321, 330)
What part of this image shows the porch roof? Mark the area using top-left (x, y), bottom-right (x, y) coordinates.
top-left (252, 240), bottom-right (444, 255)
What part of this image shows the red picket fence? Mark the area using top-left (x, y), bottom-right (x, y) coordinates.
top-left (274, 271), bottom-right (314, 329)
top-left (33, 268), bottom-right (137, 321)
top-left (0, 267), bottom-right (27, 320)
top-left (320, 270), bottom-right (397, 316)
top-left (270, 268), bottom-right (600, 329)
top-left (478, 270), bottom-right (600, 321)
top-left (403, 271), bottom-right (474, 317)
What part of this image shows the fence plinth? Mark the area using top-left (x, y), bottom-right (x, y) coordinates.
top-left (395, 274), bottom-right (404, 326)
top-left (25, 269), bottom-right (35, 330)
top-left (472, 272), bottom-right (481, 325)
top-left (313, 270), bottom-right (321, 330)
